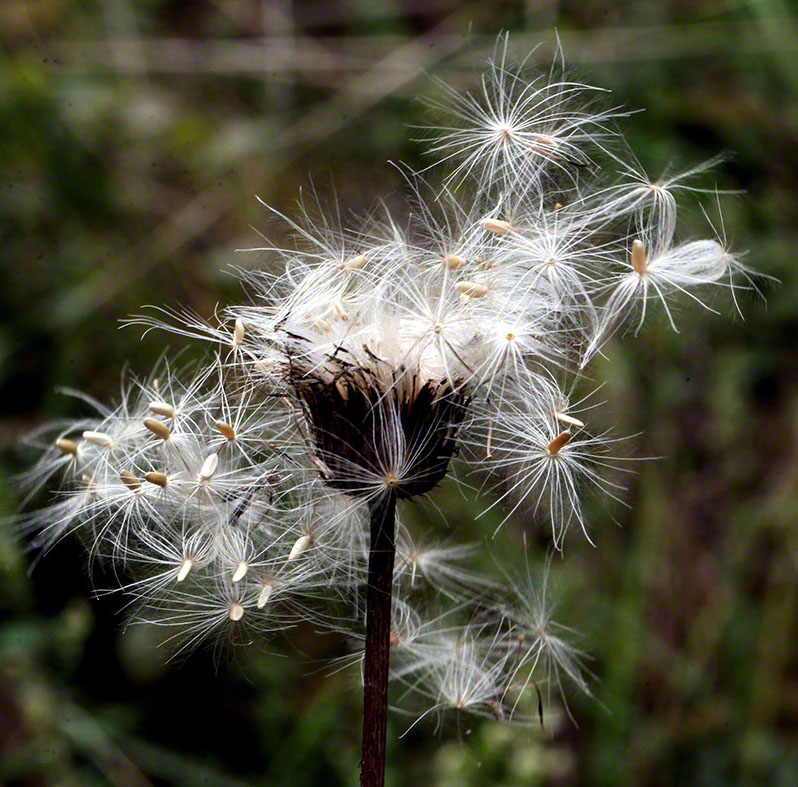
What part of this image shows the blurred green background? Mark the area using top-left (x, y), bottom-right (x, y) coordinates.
top-left (1, 2), bottom-right (797, 785)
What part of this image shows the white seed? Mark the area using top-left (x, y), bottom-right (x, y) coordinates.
top-left (442, 254), bottom-right (464, 270)
top-left (257, 582), bottom-right (273, 609)
top-left (176, 558), bottom-right (193, 582)
top-left (480, 218), bottom-right (512, 235)
top-left (198, 452), bottom-right (219, 481)
top-left (148, 401), bottom-right (175, 419)
top-left (56, 438), bottom-right (79, 456)
top-left (214, 421), bottom-right (236, 441)
top-left (145, 471), bottom-right (168, 488)
top-left (144, 418), bottom-right (171, 441)
top-left (232, 561), bottom-right (248, 583)
top-left (119, 470), bottom-right (141, 491)
top-left (288, 534), bottom-right (312, 561)
top-left (83, 430), bottom-right (113, 448)
top-left (547, 431), bottom-right (572, 455)
top-left (228, 603), bottom-right (245, 622)
top-left (455, 281), bottom-right (489, 298)
top-left (342, 254), bottom-right (367, 271)
top-left (555, 412), bottom-right (585, 429)
top-left (233, 318), bottom-right (245, 347)
top-left (631, 239), bottom-right (647, 275)
top-left (333, 299), bottom-right (349, 321)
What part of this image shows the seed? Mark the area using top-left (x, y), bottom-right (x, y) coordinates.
top-left (228, 603), bottom-right (245, 622)
top-left (555, 412), bottom-right (585, 429)
top-left (83, 430), bottom-right (114, 448)
top-left (145, 471), bottom-right (168, 488)
top-left (342, 254), bottom-right (367, 271)
top-left (546, 431), bottom-right (572, 455)
top-left (144, 418), bottom-right (171, 441)
top-left (199, 452), bottom-right (219, 481)
top-left (455, 281), bottom-right (489, 298)
top-left (233, 318), bottom-right (245, 347)
top-left (631, 239), bottom-right (647, 275)
top-left (288, 534), bottom-right (312, 561)
top-left (149, 401), bottom-right (175, 418)
top-left (214, 421), bottom-right (236, 441)
top-left (232, 561), bottom-right (248, 583)
top-left (442, 254), bottom-right (464, 270)
top-left (257, 582), bottom-right (273, 609)
top-left (119, 470), bottom-right (141, 491)
top-left (333, 300), bottom-right (349, 321)
top-left (480, 218), bottom-right (512, 235)
top-left (176, 558), bottom-right (193, 582)
top-left (56, 438), bottom-right (79, 456)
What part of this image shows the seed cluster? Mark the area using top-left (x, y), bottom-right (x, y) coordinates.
top-left (18, 36), bottom-right (758, 728)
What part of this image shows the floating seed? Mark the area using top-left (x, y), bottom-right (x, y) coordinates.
top-left (288, 534), bottom-right (312, 561)
top-left (631, 239), bottom-right (647, 275)
top-left (83, 430), bottom-right (113, 448)
top-left (119, 470), bottom-right (141, 491)
top-left (56, 438), bottom-right (79, 456)
top-left (546, 431), bottom-right (572, 455)
top-left (199, 452), bottom-right (219, 481)
top-left (455, 281), bottom-right (489, 298)
top-left (214, 421), bottom-right (236, 441)
top-left (149, 401), bottom-right (175, 419)
top-left (177, 558), bottom-right (193, 582)
top-left (144, 418), bottom-right (171, 441)
top-left (480, 218), bottom-right (512, 235)
top-left (555, 412), bottom-right (585, 429)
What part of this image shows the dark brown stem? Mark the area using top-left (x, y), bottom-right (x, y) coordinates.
top-left (360, 490), bottom-right (397, 787)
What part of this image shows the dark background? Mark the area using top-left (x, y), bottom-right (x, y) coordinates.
top-left (1, 2), bottom-right (796, 785)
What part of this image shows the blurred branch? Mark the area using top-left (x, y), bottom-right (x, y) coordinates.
top-left (47, 21), bottom-right (798, 79)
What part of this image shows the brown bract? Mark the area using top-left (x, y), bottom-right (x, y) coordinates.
top-left (289, 360), bottom-right (469, 500)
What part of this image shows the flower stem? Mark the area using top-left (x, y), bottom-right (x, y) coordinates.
top-left (360, 490), bottom-right (398, 787)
